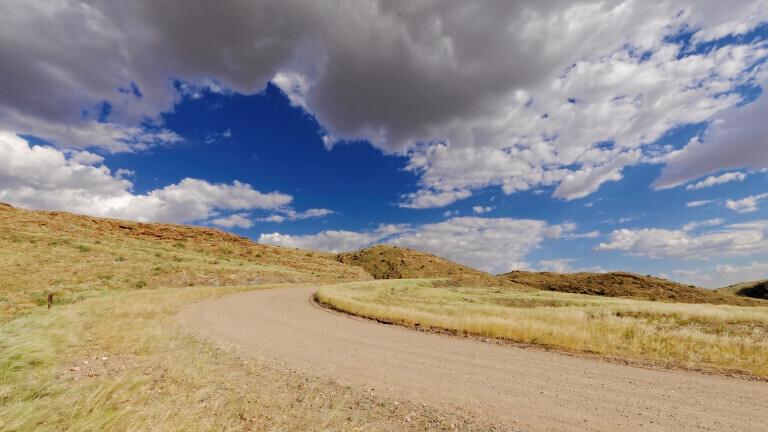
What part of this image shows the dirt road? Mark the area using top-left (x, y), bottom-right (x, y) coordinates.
top-left (184, 286), bottom-right (768, 431)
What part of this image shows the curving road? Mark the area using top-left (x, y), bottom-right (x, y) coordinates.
top-left (184, 286), bottom-right (768, 431)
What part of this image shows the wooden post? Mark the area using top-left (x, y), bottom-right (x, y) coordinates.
top-left (47, 293), bottom-right (53, 309)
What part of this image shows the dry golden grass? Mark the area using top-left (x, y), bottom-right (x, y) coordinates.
top-left (317, 280), bottom-right (768, 377)
top-left (0, 284), bottom-right (511, 431)
top-left (0, 203), bottom-right (370, 318)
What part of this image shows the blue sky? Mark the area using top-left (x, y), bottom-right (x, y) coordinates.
top-left (2, 1), bottom-right (768, 287)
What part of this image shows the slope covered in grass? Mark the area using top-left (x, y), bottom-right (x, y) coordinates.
top-left (337, 244), bottom-right (511, 287)
top-left (501, 270), bottom-right (761, 306)
top-left (0, 203), bottom-right (370, 318)
top-left (717, 280), bottom-right (768, 300)
top-left (0, 283), bottom-right (501, 431)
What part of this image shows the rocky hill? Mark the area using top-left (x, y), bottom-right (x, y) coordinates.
top-left (337, 244), bottom-right (511, 287)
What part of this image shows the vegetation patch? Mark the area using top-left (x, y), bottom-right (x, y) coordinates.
top-left (337, 244), bottom-right (511, 287)
top-left (0, 285), bottom-right (512, 431)
top-left (502, 270), bottom-right (763, 305)
top-left (317, 280), bottom-right (768, 377)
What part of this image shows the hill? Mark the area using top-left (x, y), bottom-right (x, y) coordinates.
top-left (0, 203), bottom-right (370, 317)
top-left (337, 244), bottom-right (511, 287)
top-left (501, 270), bottom-right (763, 305)
top-left (716, 280), bottom-right (768, 300)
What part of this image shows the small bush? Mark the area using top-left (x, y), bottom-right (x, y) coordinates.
top-left (76, 245), bottom-right (91, 252)
top-left (116, 256), bottom-right (126, 262)
top-left (135, 280), bottom-right (147, 288)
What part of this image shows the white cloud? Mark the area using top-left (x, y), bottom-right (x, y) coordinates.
top-left (594, 220), bottom-right (768, 261)
top-left (672, 261), bottom-right (768, 288)
top-left (400, 189), bottom-right (472, 209)
top-left (259, 208), bottom-right (335, 223)
top-left (655, 68), bottom-right (768, 189)
top-left (725, 193), bottom-right (768, 213)
top-left (564, 230), bottom-right (600, 239)
top-left (685, 171), bottom-right (747, 190)
top-left (209, 213), bottom-right (253, 229)
top-left (2, 1), bottom-right (766, 201)
top-left (686, 200), bottom-right (714, 207)
top-left (714, 261), bottom-right (768, 284)
top-left (259, 224), bottom-right (408, 253)
top-left (0, 132), bottom-right (292, 224)
top-left (538, 259), bottom-right (576, 273)
top-left (472, 206), bottom-right (493, 214)
top-left (68, 150), bottom-right (104, 166)
top-left (115, 168), bottom-right (135, 179)
top-left (260, 217), bottom-right (580, 273)
top-left (682, 218), bottom-right (724, 232)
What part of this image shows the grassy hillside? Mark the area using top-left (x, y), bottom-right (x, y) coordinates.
top-left (717, 280), bottom-right (768, 300)
top-left (337, 244), bottom-right (511, 287)
top-left (0, 203), bottom-right (371, 318)
top-left (501, 270), bottom-right (762, 305)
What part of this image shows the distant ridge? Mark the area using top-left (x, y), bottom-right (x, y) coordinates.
top-left (501, 270), bottom-right (763, 305)
top-left (337, 244), bottom-right (511, 287)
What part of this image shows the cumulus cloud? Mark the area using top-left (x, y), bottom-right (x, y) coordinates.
top-left (0, 132), bottom-right (292, 223)
top-left (259, 224), bottom-right (408, 253)
top-left (209, 213), bottom-right (253, 229)
top-left (260, 217), bottom-right (584, 273)
top-left (400, 188), bottom-right (472, 209)
top-left (682, 218), bottom-right (724, 232)
top-left (2, 1), bottom-right (767, 203)
top-left (685, 172), bottom-right (747, 190)
top-left (725, 193), bottom-right (768, 213)
top-left (472, 206), bottom-right (493, 214)
top-left (538, 259), bottom-right (576, 273)
top-left (655, 69), bottom-right (768, 189)
top-left (258, 208), bottom-right (336, 223)
top-left (594, 220), bottom-right (768, 261)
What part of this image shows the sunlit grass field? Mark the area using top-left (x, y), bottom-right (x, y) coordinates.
top-left (0, 284), bottom-right (490, 431)
top-left (316, 280), bottom-right (768, 377)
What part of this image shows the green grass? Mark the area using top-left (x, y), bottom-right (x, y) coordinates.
top-left (317, 280), bottom-right (768, 377)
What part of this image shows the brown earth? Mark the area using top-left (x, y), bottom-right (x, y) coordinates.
top-left (186, 286), bottom-right (768, 432)
top-left (501, 270), bottom-right (764, 305)
top-left (337, 244), bottom-right (511, 287)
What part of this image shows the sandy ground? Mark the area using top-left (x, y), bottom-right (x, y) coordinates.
top-left (184, 286), bottom-right (768, 431)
